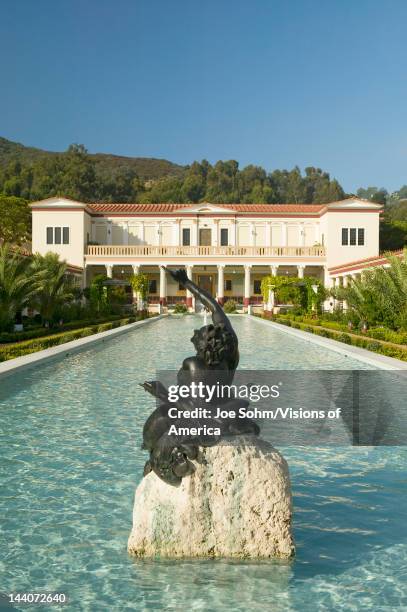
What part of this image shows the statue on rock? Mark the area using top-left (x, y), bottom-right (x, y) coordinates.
top-left (141, 267), bottom-right (259, 486)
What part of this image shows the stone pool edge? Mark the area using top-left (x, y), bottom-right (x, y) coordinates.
top-left (249, 315), bottom-right (407, 370)
top-left (0, 315), bottom-right (166, 379)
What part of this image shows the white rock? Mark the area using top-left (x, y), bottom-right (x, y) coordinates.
top-left (128, 436), bottom-right (294, 558)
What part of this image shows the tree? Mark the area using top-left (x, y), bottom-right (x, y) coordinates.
top-left (333, 250), bottom-right (407, 329)
top-left (29, 252), bottom-right (74, 326)
top-left (138, 176), bottom-right (183, 203)
top-left (357, 186), bottom-right (388, 205)
top-left (181, 174), bottom-right (205, 202)
top-left (0, 244), bottom-right (37, 331)
top-left (379, 221), bottom-right (407, 251)
top-left (58, 144), bottom-right (97, 201)
top-left (89, 274), bottom-right (109, 314)
top-left (0, 195), bottom-right (31, 245)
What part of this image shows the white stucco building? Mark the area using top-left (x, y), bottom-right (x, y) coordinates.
top-left (30, 196), bottom-right (381, 309)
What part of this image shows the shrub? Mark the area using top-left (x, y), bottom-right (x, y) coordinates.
top-left (0, 315), bottom-right (148, 362)
top-left (223, 300), bottom-right (238, 313)
top-left (366, 341), bottom-right (382, 352)
top-left (337, 333), bottom-right (352, 344)
top-left (173, 303), bottom-right (188, 314)
top-left (315, 328), bottom-right (330, 338)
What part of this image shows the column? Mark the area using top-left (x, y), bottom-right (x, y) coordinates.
top-left (282, 223), bottom-right (288, 247)
top-left (250, 223), bottom-right (255, 247)
top-left (159, 265), bottom-right (167, 306)
top-left (323, 266), bottom-right (333, 312)
top-left (342, 275), bottom-right (348, 311)
top-left (297, 265), bottom-right (304, 279)
top-left (300, 224), bottom-right (305, 246)
top-left (244, 265), bottom-right (251, 308)
top-left (131, 264), bottom-right (140, 305)
top-left (81, 265), bottom-right (88, 290)
top-left (192, 219), bottom-right (198, 246)
top-left (186, 265), bottom-right (193, 308)
top-left (323, 266), bottom-right (331, 288)
top-left (107, 222), bottom-right (112, 245)
top-left (217, 265), bottom-right (225, 305)
top-left (270, 265), bottom-right (278, 277)
top-left (173, 219), bottom-right (180, 246)
top-left (106, 265), bottom-right (113, 278)
top-left (123, 223), bottom-right (129, 245)
top-left (213, 219), bottom-right (219, 247)
top-left (266, 222), bottom-right (271, 247)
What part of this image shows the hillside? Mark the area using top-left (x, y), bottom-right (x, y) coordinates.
top-left (0, 137), bottom-right (185, 181)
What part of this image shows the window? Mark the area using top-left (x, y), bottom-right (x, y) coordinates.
top-left (253, 280), bottom-right (262, 295)
top-left (342, 228), bottom-right (348, 246)
top-left (149, 279), bottom-right (157, 294)
top-left (342, 227), bottom-right (365, 246)
top-left (182, 228), bottom-right (191, 246)
top-left (224, 279), bottom-right (232, 291)
top-left (220, 228), bottom-right (229, 246)
top-left (46, 226), bottom-right (69, 245)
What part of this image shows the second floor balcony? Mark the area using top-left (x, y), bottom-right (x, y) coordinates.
top-left (85, 244), bottom-right (326, 260)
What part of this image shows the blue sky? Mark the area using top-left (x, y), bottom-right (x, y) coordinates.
top-left (1, 0), bottom-right (406, 192)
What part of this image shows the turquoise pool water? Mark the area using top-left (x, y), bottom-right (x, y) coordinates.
top-left (1, 316), bottom-right (406, 611)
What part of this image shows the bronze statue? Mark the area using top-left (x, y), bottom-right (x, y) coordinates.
top-left (141, 267), bottom-right (259, 486)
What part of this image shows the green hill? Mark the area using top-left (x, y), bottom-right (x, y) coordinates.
top-left (0, 137), bottom-right (185, 181)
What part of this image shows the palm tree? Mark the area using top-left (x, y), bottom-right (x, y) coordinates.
top-left (29, 252), bottom-right (74, 326)
top-left (333, 249), bottom-right (407, 329)
top-left (0, 243), bottom-right (37, 331)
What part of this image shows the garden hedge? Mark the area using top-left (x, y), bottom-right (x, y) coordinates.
top-left (257, 314), bottom-right (407, 362)
top-left (0, 314), bottom-right (149, 362)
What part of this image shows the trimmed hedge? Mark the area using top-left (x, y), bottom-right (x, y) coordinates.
top-left (0, 315), bottom-right (148, 362)
top-left (0, 315), bottom-right (125, 344)
top-left (256, 314), bottom-right (407, 362)
top-left (274, 313), bottom-right (407, 346)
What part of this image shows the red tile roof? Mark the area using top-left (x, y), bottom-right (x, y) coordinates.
top-left (329, 249), bottom-right (405, 273)
top-left (88, 202), bottom-right (326, 214)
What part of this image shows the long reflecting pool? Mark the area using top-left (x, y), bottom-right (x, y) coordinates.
top-left (1, 316), bottom-right (406, 610)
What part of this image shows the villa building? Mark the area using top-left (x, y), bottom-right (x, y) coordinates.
top-left (30, 197), bottom-right (382, 310)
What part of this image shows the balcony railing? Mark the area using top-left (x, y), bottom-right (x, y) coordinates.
top-left (86, 245), bottom-right (326, 258)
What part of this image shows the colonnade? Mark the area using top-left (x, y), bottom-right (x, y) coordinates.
top-left (101, 263), bottom-right (319, 307)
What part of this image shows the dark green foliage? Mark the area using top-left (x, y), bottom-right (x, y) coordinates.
top-left (173, 303), bottom-right (188, 314)
top-left (332, 250), bottom-right (407, 330)
top-left (0, 314), bottom-right (146, 362)
top-left (223, 299), bottom-right (238, 313)
top-left (380, 221), bottom-right (407, 251)
top-left (0, 194), bottom-right (31, 244)
top-left (0, 137), bottom-right (345, 204)
top-left (261, 314), bottom-right (407, 361)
